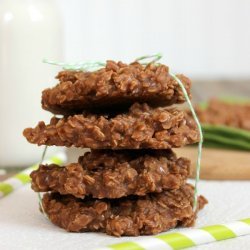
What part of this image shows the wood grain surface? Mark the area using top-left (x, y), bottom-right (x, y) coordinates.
top-left (176, 147), bottom-right (250, 180)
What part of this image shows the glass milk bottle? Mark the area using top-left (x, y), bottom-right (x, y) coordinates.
top-left (0, 0), bottom-right (63, 167)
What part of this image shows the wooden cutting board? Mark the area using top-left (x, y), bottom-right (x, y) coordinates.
top-left (175, 147), bottom-right (250, 180)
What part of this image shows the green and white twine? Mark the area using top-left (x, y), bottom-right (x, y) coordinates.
top-left (169, 73), bottom-right (203, 211)
top-left (43, 58), bottom-right (105, 71)
top-left (135, 54), bottom-right (203, 211)
top-left (38, 146), bottom-right (49, 217)
top-left (43, 53), bottom-right (203, 211)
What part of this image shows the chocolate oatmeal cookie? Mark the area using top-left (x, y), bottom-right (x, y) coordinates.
top-left (31, 149), bottom-right (190, 199)
top-left (23, 103), bottom-right (199, 149)
top-left (42, 61), bottom-right (191, 114)
top-left (196, 99), bottom-right (250, 130)
top-left (42, 184), bottom-right (207, 236)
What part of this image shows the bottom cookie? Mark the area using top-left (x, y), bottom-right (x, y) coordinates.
top-left (42, 184), bottom-right (207, 236)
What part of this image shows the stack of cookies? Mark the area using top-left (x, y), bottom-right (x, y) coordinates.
top-left (23, 60), bottom-right (207, 236)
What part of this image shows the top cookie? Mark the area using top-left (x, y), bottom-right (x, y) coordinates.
top-left (42, 61), bottom-right (191, 114)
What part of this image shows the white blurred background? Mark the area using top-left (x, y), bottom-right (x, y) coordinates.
top-left (59, 0), bottom-right (250, 79)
